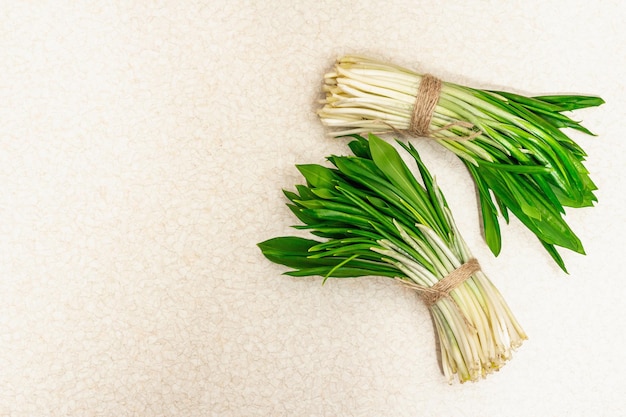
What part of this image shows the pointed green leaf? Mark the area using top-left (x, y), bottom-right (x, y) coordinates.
top-left (296, 164), bottom-right (338, 189)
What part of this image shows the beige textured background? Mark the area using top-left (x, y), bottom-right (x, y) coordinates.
top-left (1, 1), bottom-right (625, 416)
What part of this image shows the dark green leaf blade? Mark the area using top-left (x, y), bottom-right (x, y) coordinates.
top-left (296, 164), bottom-right (338, 189)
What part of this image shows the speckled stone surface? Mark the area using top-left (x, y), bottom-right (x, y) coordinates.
top-left (1, 1), bottom-right (625, 416)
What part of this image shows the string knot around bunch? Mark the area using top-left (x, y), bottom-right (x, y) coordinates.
top-left (407, 74), bottom-right (481, 140)
top-left (397, 258), bottom-right (481, 307)
top-left (409, 74), bottom-right (442, 137)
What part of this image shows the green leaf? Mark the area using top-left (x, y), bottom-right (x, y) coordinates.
top-left (295, 184), bottom-right (317, 201)
top-left (466, 163), bottom-right (502, 255)
top-left (283, 189), bottom-right (300, 202)
top-left (368, 134), bottom-right (422, 198)
top-left (540, 241), bottom-right (568, 274)
top-left (302, 208), bottom-right (374, 228)
top-left (294, 198), bottom-right (365, 216)
top-left (310, 187), bottom-right (339, 200)
top-left (367, 134), bottom-right (446, 236)
top-left (347, 136), bottom-right (372, 158)
top-left (330, 156), bottom-right (430, 227)
top-left (478, 167), bottom-right (585, 254)
top-left (491, 90), bottom-right (564, 113)
top-left (258, 236), bottom-right (318, 256)
top-left (286, 204), bottom-right (317, 226)
top-left (257, 236), bottom-right (401, 279)
top-left (296, 164), bottom-right (338, 189)
top-left (284, 265), bottom-right (397, 278)
top-left (398, 140), bottom-right (451, 235)
top-left (476, 160), bottom-right (551, 174)
top-left (533, 95), bottom-right (605, 111)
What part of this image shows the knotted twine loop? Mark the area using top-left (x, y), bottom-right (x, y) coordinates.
top-left (396, 258), bottom-right (481, 307)
top-left (409, 74), bottom-right (442, 137)
top-left (403, 74), bottom-right (481, 141)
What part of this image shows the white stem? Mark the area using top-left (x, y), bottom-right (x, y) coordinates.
top-left (381, 221), bottom-right (527, 383)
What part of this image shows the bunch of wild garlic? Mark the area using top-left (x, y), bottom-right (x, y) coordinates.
top-left (259, 134), bottom-right (526, 383)
top-left (318, 56), bottom-right (604, 271)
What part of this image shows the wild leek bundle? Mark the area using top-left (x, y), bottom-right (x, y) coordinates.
top-left (258, 134), bottom-right (526, 383)
top-left (318, 56), bottom-right (604, 271)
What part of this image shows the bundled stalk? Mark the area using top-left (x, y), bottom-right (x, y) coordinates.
top-left (258, 134), bottom-right (526, 383)
top-left (318, 55), bottom-right (604, 271)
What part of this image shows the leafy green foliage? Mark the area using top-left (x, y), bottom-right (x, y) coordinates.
top-left (448, 89), bottom-right (601, 271)
top-left (258, 134), bottom-right (457, 279)
top-left (318, 56), bottom-right (603, 271)
top-left (258, 133), bottom-right (528, 383)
